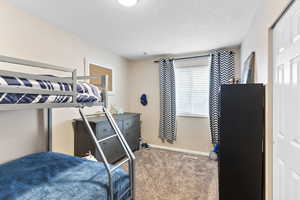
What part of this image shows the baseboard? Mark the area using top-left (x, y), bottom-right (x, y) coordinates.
top-left (148, 144), bottom-right (210, 157)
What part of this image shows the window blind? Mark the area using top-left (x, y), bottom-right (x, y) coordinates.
top-left (175, 59), bottom-right (210, 116)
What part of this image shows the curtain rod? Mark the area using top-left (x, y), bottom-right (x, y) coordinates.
top-left (153, 54), bottom-right (210, 63)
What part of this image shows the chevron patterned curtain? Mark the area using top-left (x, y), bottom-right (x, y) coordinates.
top-left (159, 58), bottom-right (177, 143)
top-left (209, 50), bottom-right (235, 144)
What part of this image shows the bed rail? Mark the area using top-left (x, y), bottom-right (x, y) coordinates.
top-left (0, 55), bottom-right (107, 110)
top-left (0, 55), bottom-right (74, 72)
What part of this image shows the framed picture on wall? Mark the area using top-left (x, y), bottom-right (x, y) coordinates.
top-left (84, 58), bottom-right (115, 95)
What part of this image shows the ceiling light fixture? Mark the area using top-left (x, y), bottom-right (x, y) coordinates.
top-left (118, 0), bottom-right (139, 7)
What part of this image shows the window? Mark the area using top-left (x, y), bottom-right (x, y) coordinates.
top-left (175, 58), bottom-right (210, 117)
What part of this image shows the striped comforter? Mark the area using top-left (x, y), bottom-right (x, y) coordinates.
top-left (0, 75), bottom-right (101, 104)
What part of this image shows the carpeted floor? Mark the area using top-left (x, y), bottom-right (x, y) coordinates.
top-left (131, 148), bottom-right (218, 200)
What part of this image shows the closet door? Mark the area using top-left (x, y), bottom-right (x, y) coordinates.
top-left (273, 1), bottom-right (300, 200)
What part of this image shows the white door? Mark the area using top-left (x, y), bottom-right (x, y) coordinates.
top-left (273, 1), bottom-right (300, 200)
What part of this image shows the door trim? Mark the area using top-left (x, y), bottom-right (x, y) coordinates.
top-left (271, 0), bottom-right (296, 29)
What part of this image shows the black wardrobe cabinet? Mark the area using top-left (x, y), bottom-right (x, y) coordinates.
top-left (219, 84), bottom-right (265, 200)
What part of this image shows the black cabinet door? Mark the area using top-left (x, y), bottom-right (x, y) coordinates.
top-left (219, 84), bottom-right (265, 200)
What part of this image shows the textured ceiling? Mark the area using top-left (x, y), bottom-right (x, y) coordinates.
top-left (5, 0), bottom-right (259, 60)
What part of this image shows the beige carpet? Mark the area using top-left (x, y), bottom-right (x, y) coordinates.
top-left (131, 148), bottom-right (218, 200)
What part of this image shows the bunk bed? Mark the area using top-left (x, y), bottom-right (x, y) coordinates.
top-left (0, 55), bottom-right (135, 200)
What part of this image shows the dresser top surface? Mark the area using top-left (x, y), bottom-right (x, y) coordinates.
top-left (74, 112), bottom-right (140, 123)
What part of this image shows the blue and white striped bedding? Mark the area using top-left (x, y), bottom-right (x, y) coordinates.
top-left (0, 75), bottom-right (102, 104)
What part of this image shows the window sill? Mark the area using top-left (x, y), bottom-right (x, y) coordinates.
top-left (176, 114), bottom-right (209, 118)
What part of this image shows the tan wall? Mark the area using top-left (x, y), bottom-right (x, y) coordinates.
top-left (241, 0), bottom-right (292, 200)
top-left (127, 48), bottom-right (240, 154)
top-left (0, 2), bottom-right (129, 163)
top-left (127, 58), bottom-right (211, 154)
top-left (241, 0), bottom-right (291, 83)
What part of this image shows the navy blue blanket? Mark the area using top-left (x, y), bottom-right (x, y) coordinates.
top-left (0, 152), bottom-right (130, 200)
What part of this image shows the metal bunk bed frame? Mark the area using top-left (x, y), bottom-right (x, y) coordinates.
top-left (0, 55), bottom-right (135, 200)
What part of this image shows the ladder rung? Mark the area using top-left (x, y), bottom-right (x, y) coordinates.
top-left (119, 187), bottom-right (131, 199)
top-left (110, 158), bottom-right (130, 172)
top-left (97, 134), bottom-right (117, 143)
top-left (80, 107), bottom-right (135, 200)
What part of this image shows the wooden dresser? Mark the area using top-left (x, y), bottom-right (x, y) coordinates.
top-left (73, 113), bottom-right (141, 163)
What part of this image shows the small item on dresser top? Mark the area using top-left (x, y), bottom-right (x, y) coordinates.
top-left (110, 105), bottom-right (124, 115)
top-left (229, 77), bottom-right (240, 84)
top-left (140, 94), bottom-right (148, 106)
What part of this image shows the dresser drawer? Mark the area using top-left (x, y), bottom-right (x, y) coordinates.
top-left (96, 120), bottom-right (123, 139)
top-left (124, 126), bottom-right (141, 151)
top-left (124, 116), bottom-right (140, 129)
top-left (96, 137), bottom-right (125, 163)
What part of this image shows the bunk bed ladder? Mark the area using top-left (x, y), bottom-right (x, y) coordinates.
top-left (79, 107), bottom-right (136, 200)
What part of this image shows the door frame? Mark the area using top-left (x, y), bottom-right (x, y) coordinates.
top-left (269, 1), bottom-right (296, 200)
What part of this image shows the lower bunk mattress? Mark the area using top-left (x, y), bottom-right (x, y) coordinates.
top-left (0, 152), bottom-right (130, 200)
